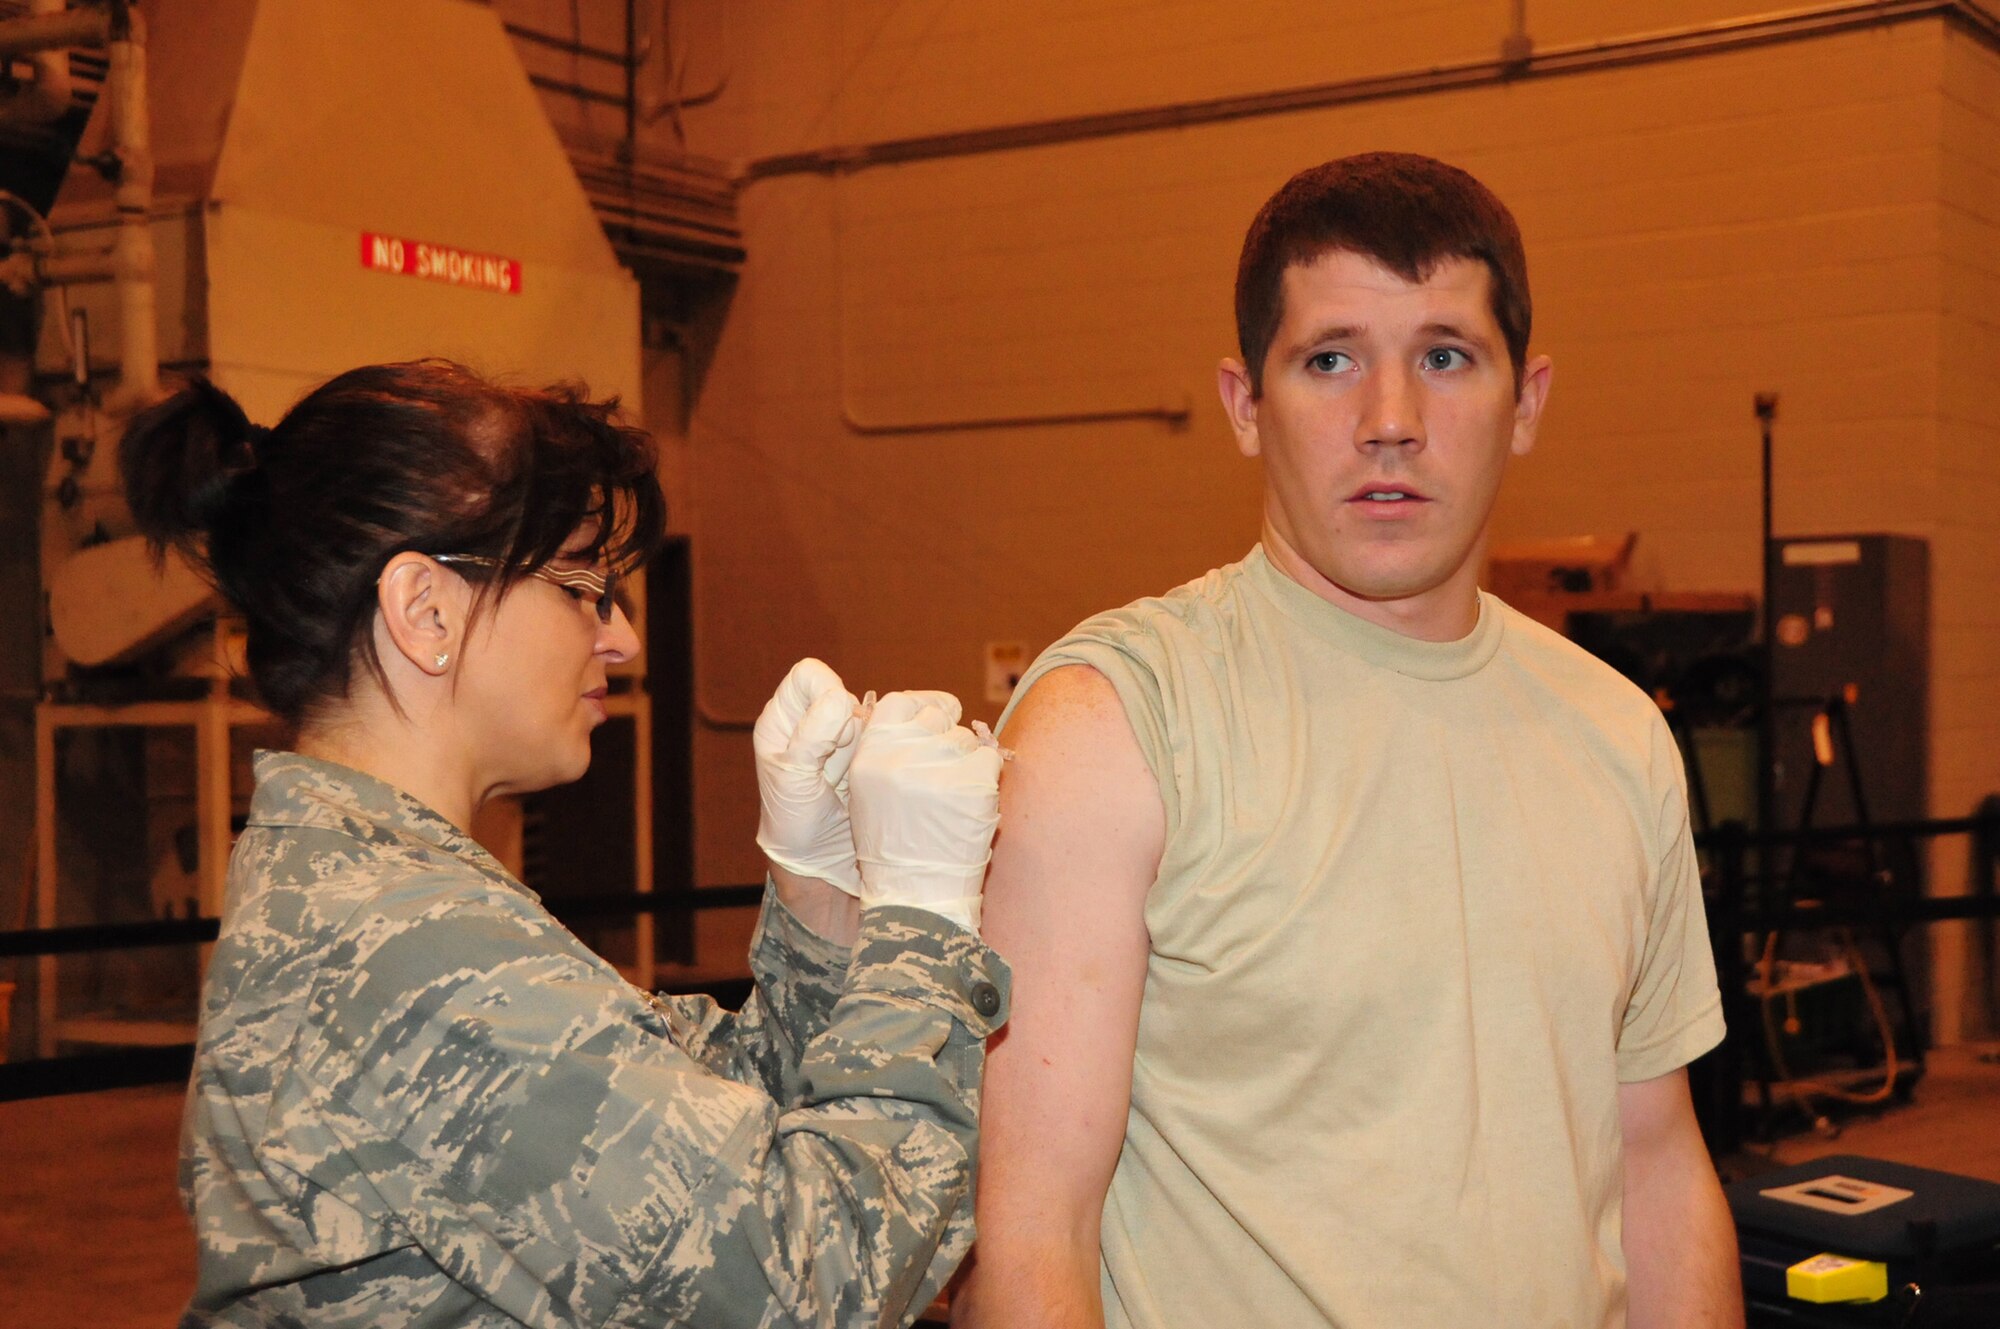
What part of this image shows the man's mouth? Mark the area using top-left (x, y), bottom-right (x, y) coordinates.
top-left (1349, 486), bottom-right (1427, 503)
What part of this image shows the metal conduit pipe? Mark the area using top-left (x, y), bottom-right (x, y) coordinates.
top-left (839, 398), bottom-right (1192, 436)
top-left (32, 248), bottom-right (115, 285)
top-left (527, 72), bottom-right (627, 108)
top-left (741, 0), bottom-right (1999, 181)
top-left (0, 3), bottom-right (152, 412)
top-left (0, 0), bottom-right (78, 126)
top-left (505, 21), bottom-right (633, 67)
top-left (104, 1), bottom-right (157, 413)
top-left (644, 0), bottom-right (731, 129)
top-left (0, 3), bottom-right (106, 60)
top-left (624, 0), bottom-right (638, 152)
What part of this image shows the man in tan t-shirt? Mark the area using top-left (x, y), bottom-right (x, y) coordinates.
top-left (952, 154), bottom-right (1741, 1328)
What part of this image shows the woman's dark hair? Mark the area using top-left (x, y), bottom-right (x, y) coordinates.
top-left (121, 359), bottom-right (666, 725)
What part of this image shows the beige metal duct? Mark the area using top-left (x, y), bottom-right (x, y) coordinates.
top-left (19, 1), bottom-right (661, 1047)
top-left (47, 535), bottom-right (211, 666)
top-left (40, 0), bottom-right (641, 423)
top-left (34, 0), bottom-right (644, 669)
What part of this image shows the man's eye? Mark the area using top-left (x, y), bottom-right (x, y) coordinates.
top-left (1424, 347), bottom-right (1470, 371)
top-left (1308, 351), bottom-right (1353, 373)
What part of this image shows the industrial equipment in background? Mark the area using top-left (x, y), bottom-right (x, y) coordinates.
top-left (1769, 535), bottom-right (1930, 832)
top-left (1728, 1154), bottom-right (2000, 1327)
top-left (1488, 532), bottom-right (1760, 833)
top-left (0, 0), bottom-right (737, 1064)
top-left (1493, 511), bottom-right (1948, 1147)
top-left (1727, 397), bottom-right (1942, 1141)
top-left (1751, 534), bottom-right (1934, 1133)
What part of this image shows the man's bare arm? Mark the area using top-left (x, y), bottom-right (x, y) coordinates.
top-left (1621, 1068), bottom-right (1744, 1329)
top-left (951, 666), bottom-right (1163, 1329)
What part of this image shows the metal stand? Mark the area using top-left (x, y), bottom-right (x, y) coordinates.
top-left (32, 622), bottom-right (269, 1056)
top-left (601, 684), bottom-right (656, 990)
top-left (1754, 392), bottom-right (1779, 852)
top-left (1771, 688), bottom-right (1928, 1098)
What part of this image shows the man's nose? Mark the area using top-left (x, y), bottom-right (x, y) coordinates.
top-left (1354, 363), bottom-right (1425, 451)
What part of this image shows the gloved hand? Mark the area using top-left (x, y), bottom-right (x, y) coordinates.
top-left (754, 658), bottom-right (866, 895)
top-left (848, 690), bottom-right (1004, 932)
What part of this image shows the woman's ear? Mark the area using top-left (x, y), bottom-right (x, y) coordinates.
top-left (377, 553), bottom-right (457, 675)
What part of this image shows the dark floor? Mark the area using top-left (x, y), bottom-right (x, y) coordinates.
top-left (3, 1045), bottom-right (1998, 1325)
top-left (1, 1080), bottom-right (194, 1327)
top-left (1751, 1041), bottom-right (2000, 1183)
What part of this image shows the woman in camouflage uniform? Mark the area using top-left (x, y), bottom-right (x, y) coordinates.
top-left (123, 361), bottom-right (1009, 1328)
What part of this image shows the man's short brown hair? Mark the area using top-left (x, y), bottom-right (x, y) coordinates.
top-left (1234, 152), bottom-right (1531, 396)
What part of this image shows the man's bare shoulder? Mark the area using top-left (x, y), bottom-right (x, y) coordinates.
top-left (992, 665), bottom-right (1163, 878)
top-left (1004, 664), bottom-right (1125, 744)
top-left (1004, 666), bottom-right (1155, 795)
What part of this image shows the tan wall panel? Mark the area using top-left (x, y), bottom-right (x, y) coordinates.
top-left (700, 38), bottom-right (1951, 616)
top-left (1924, 27), bottom-right (2000, 1038)
top-left (679, 22), bottom-right (1983, 895)
top-left (524, 5), bottom-right (2000, 1005)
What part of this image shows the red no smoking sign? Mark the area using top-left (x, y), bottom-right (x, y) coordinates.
top-left (360, 232), bottom-right (522, 295)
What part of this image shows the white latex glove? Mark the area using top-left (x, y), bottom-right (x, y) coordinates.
top-left (754, 658), bottom-right (866, 895)
top-left (848, 690), bottom-right (1004, 933)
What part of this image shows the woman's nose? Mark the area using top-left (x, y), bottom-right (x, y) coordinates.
top-left (600, 603), bottom-right (642, 662)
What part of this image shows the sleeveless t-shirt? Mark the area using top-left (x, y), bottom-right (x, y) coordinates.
top-left (1000, 547), bottom-right (1725, 1329)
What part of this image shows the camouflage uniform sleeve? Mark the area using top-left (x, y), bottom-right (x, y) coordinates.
top-left (652, 880), bottom-right (854, 1106)
top-left (270, 891), bottom-right (1008, 1329)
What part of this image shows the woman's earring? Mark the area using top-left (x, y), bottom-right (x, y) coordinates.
top-left (434, 652), bottom-right (450, 669)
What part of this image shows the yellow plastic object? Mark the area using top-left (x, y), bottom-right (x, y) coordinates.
top-left (1786, 1253), bottom-right (1888, 1304)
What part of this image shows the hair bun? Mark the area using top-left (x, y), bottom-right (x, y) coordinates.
top-left (120, 378), bottom-right (268, 566)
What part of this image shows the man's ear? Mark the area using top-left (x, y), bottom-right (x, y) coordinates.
top-left (377, 553), bottom-right (456, 675)
top-left (1510, 354), bottom-right (1553, 458)
top-left (1217, 358), bottom-right (1262, 459)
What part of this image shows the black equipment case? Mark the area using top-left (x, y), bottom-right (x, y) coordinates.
top-left (1726, 1154), bottom-right (2000, 1326)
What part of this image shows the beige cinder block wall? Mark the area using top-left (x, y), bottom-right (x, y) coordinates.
top-left (511, 2), bottom-right (1998, 1032)
top-left (1936, 25), bottom-right (2000, 1041)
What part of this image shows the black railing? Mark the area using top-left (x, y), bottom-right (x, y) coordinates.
top-left (0, 885), bottom-right (768, 1101)
top-left (1692, 808), bottom-right (2000, 1155)
top-left (9, 810), bottom-right (1997, 1114)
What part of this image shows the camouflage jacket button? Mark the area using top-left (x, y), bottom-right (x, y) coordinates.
top-left (969, 980), bottom-right (1002, 1018)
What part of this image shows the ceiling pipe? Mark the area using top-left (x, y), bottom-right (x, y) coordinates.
top-left (742, 0), bottom-right (1997, 182)
top-left (1500, 0), bottom-right (1534, 74)
top-left (839, 398), bottom-right (1192, 436)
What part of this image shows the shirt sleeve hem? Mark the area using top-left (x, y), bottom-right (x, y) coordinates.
top-left (1616, 997), bottom-right (1726, 1083)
